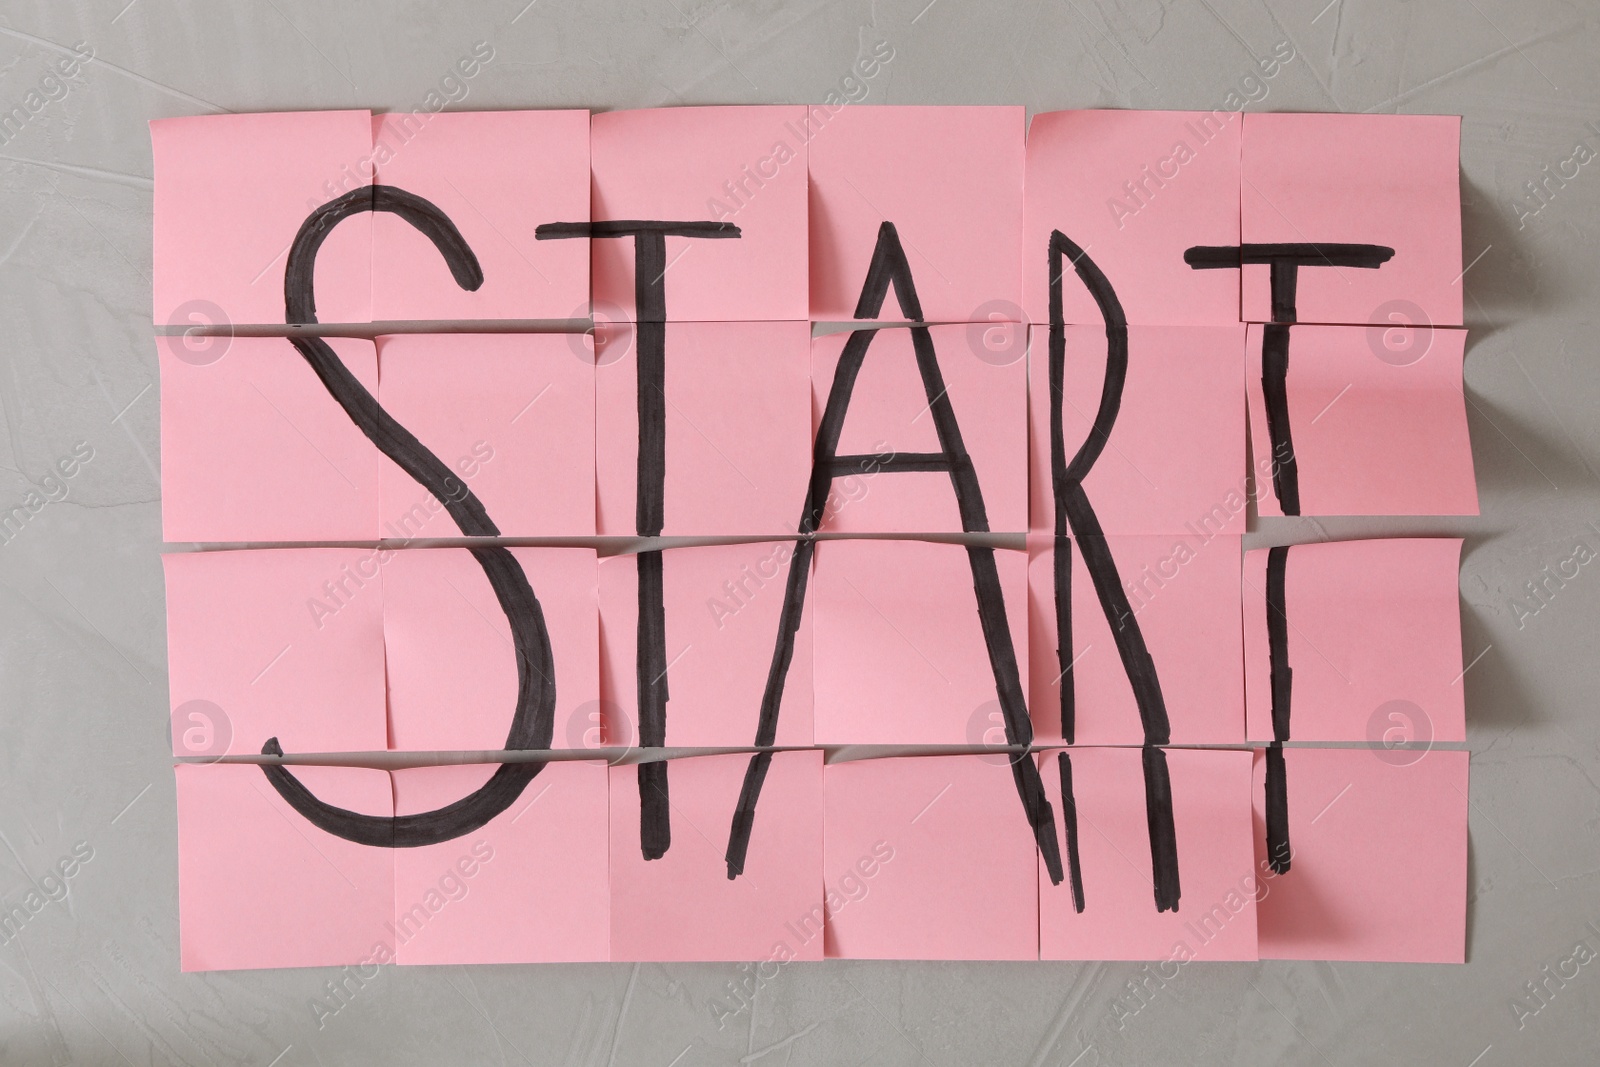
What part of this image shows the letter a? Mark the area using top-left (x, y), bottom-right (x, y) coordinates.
top-left (724, 222), bottom-right (1064, 885)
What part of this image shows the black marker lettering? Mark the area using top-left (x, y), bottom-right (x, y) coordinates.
top-left (537, 219), bottom-right (740, 861)
top-left (1047, 230), bottom-right (1179, 911)
top-left (1264, 545), bottom-right (1293, 872)
top-left (265, 186), bottom-right (556, 845)
top-left (726, 222), bottom-right (1064, 885)
top-left (1143, 745), bottom-right (1180, 913)
top-left (1184, 243), bottom-right (1394, 515)
top-left (1259, 324), bottom-right (1300, 516)
top-left (1056, 751), bottom-right (1085, 913)
top-left (1264, 744), bottom-right (1292, 875)
top-left (1053, 535), bottom-right (1074, 742)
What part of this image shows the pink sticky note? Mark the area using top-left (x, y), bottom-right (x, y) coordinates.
top-left (1252, 747), bottom-right (1468, 963)
top-left (812, 324), bottom-right (1027, 534)
top-left (1037, 748), bottom-right (1257, 961)
top-left (1027, 534), bottom-right (1244, 746)
top-left (823, 755), bottom-right (1038, 960)
top-left (152, 111), bottom-right (372, 326)
top-left (1028, 325), bottom-right (1247, 536)
top-left (812, 539), bottom-right (1027, 745)
top-left (596, 320), bottom-right (811, 536)
top-left (1241, 113), bottom-right (1463, 327)
top-left (382, 547), bottom-right (598, 752)
top-left (809, 106), bottom-right (1024, 322)
top-left (598, 543), bottom-right (812, 748)
top-left (165, 548), bottom-right (387, 757)
top-left (390, 762), bottom-right (609, 964)
top-left (177, 763), bottom-right (394, 971)
top-left (376, 333), bottom-right (595, 538)
top-left (1244, 538), bottom-right (1465, 745)
top-left (1245, 325), bottom-right (1477, 517)
top-left (160, 336), bottom-right (380, 542)
top-left (609, 751), bottom-right (823, 961)
top-left (371, 110), bottom-right (589, 321)
top-left (1025, 110), bottom-right (1242, 326)
top-left (591, 107), bottom-right (808, 321)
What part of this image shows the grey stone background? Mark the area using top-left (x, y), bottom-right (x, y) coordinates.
top-left (0, 0), bottom-right (1596, 1063)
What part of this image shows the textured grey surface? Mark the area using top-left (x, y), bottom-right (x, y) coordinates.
top-left (1, 0), bottom-right (1598, 1064)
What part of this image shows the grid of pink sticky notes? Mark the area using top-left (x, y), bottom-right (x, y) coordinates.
top-left (160, 106), bottom-right (1475, 970)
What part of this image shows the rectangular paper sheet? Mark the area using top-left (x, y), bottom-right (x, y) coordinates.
top-left (1243, 538), bottom-right (1466, 744)
top-left (812, 324), bottom-right (1027, 535)
top-left (596, 320), bottom-right (812, 536)
top-left (1028, 325), bottom-right (1247, 536)
top-left (1244, 324), bottom-right (1477, 517)
top-left (152, 110), bottom-right (373, 326)
top-left (391, 762), bottom-right (609, 964)
top-left (812, 539), bottom-right (1028, 745)
top-left (1027, 534), bottom-right (1244, 746)
top-left (808, 106), bottom-right (1025, 322)
top-left (382, 547), bottom-right (599, 752)
top-left (371, 110), bottom-right (590, 321)
top-left (590, 107), bottom-right (809, 321)
top-left (1024, 110), bottom-right (1242, 326)
top-left (1037, 748), bottom-right (1258, 961)
top-left (1252, 747), bottom-right (1468, 963)
top-left (822, 754), bottom-right (1039, 960)
top-left (608, 751), bottom-right (823, 962)
top-left (164, 548), bottom-right (388, 757)
top-left (1241, 112), bottom-right (1463, 327)
top-left (177, 764), bottom-right (395, 972)
top-left (160, 336), bottom-right (380, 542)
top-left (376, 333), bottom-right (596, 538)
top-left (598, 542), bottom-right (812, 748)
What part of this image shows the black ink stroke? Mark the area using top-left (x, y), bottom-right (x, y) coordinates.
top-left (1184, 243), bottom-right (1394, 515)
top-left (1181, 243), bottom-right (1396, 302)
top-left (1053, 536), bottom-right (1075, 741)
top-left (1047, 230), bottom-right (1180, 912)
top-left (1046, 251), bottom-right (1075, 744)
top-left (725, 222), bottom-right (1064, 885)
top-left (1263, 745), bottom-right (1292, 877)
top-left (1056, 751), bottom-right (1085, 913)
top-left (1259, 324), bottom-right (1300, 516)
top-left (262, 185), bottom-right (557, 846)
top-left (1047, 234), bottom-right (1170, 736)
top-left (1142, 746), bottom-right (1180, 912)
top-left (1264, 545), bottom-right (1294, 873)
top-left (1184, 245), bottom-right (1394, 869)
top-left (1266, 546), bottom-right (1293, 743)
top-left (537, 219), bottom-right (740, 861)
